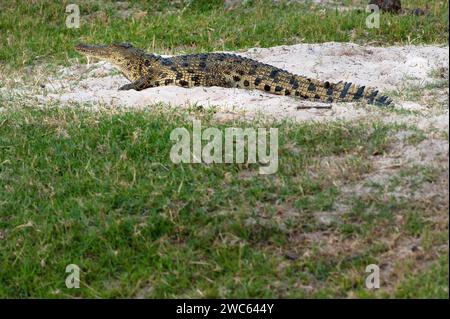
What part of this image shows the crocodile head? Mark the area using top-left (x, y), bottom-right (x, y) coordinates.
top-left (75, 43), bottom-right (146, 81)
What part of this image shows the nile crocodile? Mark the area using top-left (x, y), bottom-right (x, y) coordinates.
top-left (75, 43), bottom-right (392, 106)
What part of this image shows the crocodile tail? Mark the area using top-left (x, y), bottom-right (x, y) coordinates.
top-left (279, 74), bottom-right (392, 106)
top-left (329, 81), bottom-right (393, 106)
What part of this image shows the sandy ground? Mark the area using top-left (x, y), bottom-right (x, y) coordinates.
top-left (20, 42), bottom-right (446, 131)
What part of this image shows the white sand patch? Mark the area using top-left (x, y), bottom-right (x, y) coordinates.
top-left (2, 42), bottom-right (449, 130)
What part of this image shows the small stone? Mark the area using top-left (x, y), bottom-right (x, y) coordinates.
top-left (284, 251), bottom-right (299, 260)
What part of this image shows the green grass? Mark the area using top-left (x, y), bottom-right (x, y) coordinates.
top-left (0, 0), bottom-right (448, 68)
top-left (0, 0), bottom-right (448, 299)
top-left (0, 106), bottom-right (447, 298)
top-left (395, 255), bottom-right (449, 298)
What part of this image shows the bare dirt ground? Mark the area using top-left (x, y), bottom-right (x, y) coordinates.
top-left (3, 42), bottom-right (446, 127)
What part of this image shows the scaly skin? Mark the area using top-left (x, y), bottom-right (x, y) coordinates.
top-left (75, 43), bottom-right (392, 106)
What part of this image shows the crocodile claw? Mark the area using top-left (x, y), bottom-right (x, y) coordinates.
top-left (118, 83), bottom-right (135, 91)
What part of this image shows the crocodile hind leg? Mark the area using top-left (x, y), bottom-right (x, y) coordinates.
top-left (118, 70), bottom-right (176, 91)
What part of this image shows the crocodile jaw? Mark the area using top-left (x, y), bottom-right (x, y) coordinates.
top-left (75, 43), bottom-right (145, 81)
top-left (75, 44), bottom-right (113, 60)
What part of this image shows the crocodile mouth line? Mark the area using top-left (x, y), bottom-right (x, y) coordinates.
top-left (75, 44), bottom-right (110, 57)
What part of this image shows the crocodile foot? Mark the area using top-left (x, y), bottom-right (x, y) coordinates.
top-left (118, 83), bottom-right (136, 91)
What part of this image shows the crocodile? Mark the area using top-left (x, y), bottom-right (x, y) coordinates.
top-left (75, 43), bottom-right (392, 106)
